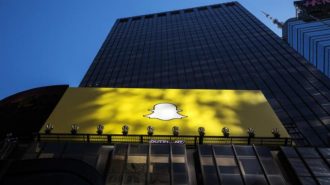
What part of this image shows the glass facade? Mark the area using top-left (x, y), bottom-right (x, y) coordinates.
top-left (197, 145), bottom-right (286, 185)
top-left (285, 18), bottom-right (330, 77)
top-left (80, 2), bottom-right (330, 147)
top-left (281, 146), bottom-right (330, 184)
top-left (107, 143), bottom-right (189, 185)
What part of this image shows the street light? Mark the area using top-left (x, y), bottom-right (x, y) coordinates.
top-left (198, 127), bottom-right (205, 137)
top-left (272, 128), bottom-right (280, 138)
top-left (71, 124), bottom-right (79, 135)
top-left (97, 124), bottom-right (104, 135)
top-left (45, 123), bottom-right (54, 134)
top-left (222, 127), bottom-right (230, 137)
top-left (172, 126), bottom-right (179, 136)
top-left (147, 126), bottom-right (154, 136)
top-left (247, 128), bottom-right (255, 138)
top-left (122, 125), bottom-right (129, 136)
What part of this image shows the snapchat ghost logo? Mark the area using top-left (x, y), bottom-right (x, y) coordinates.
top-left (144, 103), bottom-right (187, 121)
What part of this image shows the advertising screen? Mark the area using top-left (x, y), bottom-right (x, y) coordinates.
top-left (42, 88), bottom-right (289, 137)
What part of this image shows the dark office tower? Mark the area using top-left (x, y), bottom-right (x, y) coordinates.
top-left (81, 2), bottom-right (330, 146)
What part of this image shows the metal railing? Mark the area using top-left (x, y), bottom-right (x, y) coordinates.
top-left (36, 133), bottom-right (293, 147)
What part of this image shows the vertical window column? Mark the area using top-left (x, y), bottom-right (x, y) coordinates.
top-left (123, 144), bottom-right (148, 185)
top-left (235, 145), bottom-right (268, 185)
top-left (198, 145), bottom-right (221, 185)
top-left (215, 145), bottom-right (244, 185)
top-left (171, 144), bottom-right (189, 185)
top-left (107, 144), bottom-right (128, 185)
top-left (149, 144), bottom-right (171, 185)
top-left (254, 146), bottom-right (286, 185)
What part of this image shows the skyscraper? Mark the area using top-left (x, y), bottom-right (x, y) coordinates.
top-left (81, 1), bottom-right (330, 147)
top-left (283, 0), bottom-right (330, 78)
top-left (284, 18), bottom-right (330, 77)
top-left (3, 2), bottom-right (330, 185)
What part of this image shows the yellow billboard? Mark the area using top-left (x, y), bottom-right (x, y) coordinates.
top-left (42, 88), bottom-right (289, 137)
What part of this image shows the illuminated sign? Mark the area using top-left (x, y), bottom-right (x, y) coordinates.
top-left (144, 103), bottom-right (186, 121)
top-left (303, 0), bottom-right (330, 7)
top-left (42, 88), bottom-right (289, 137)
top-left (149, 140), bottom-right (185, 144)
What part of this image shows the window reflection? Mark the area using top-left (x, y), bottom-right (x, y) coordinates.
top-left (261, 159), bottom-right (280, 175)
top-left (239, 158), bottom-right (263, 175)
top-left (306, 159), bottom-right (330, 176)
top-left (281, 147), bottom-right (330, 185)
top-left (217, 157), bottom-right (240, 174)
top-left (172, 156), bottom-right (185, 163)
top-left (201, 156), bottom-right (214, 165)
top-left (109, 143), bottom-right (189, 184)
top-left (123, 174), bottom-right (145, 185)
top-left (214, 145), bottom-right (234, 156)
top-left (198, 145), bottom-right (287, 185)
top-left (221, 174), bottom-right (243, 185)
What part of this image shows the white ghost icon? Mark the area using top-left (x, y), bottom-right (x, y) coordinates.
top-left (144, 103), bottom-right (187, 121)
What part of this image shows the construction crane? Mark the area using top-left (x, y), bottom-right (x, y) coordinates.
top-left (261, 11), bottom-right (284, 29)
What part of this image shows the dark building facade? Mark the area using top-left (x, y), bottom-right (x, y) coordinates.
top-left (81, 2), bottom-right (330, 147)
top-left (0, 85), bottom-right (68, 138)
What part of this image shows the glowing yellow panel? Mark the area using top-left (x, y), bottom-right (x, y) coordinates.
top-left (41, 88), bottom-right (289, 137)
